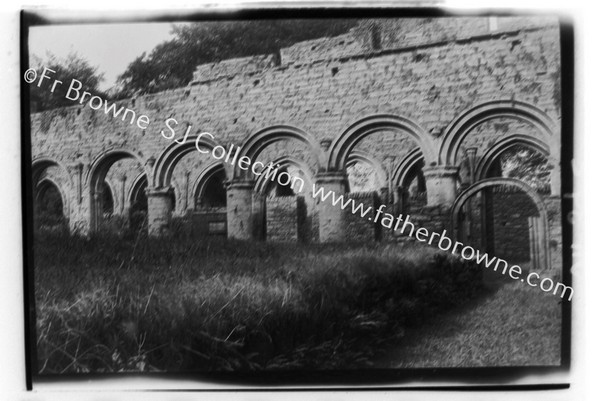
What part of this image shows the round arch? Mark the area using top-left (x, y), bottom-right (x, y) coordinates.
top-left (87, 148), bottom-right (144, 231)
top-left (32, 156), bottom-right (72, 219)
top-left (32, 157), bottom-right (71, 186)
top-left (474, 135), bottom-right (551, 182)
top-left (327, 114), bottom-right (436, 172)
top-left (346, 151), bottom-right (387, 190)
top-left (235, 125), bottom-right (324, 179)
top-left (392, 148), bottom-right (424, 188)
top-left (439, 100), bottom-right (558, 166)
top-left (450, 177), bottom-right (551, 270)
top-left (152, 133), bottom-right (224, 188)
top-left (192, 163), bottom-right (228, 210)
top-left (127, 173), bottom-right (148, 207)
top-left (35, 177), bottom-right (68, 219)
top-left (253, 156), bottom-right (315, 196)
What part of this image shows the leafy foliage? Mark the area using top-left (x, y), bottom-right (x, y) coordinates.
top-left (500, 145), bottom-right (551, 192)
top-left (116, 19), bottom-right (358, 97)
top-left (29, 52), bottom-right (105, 112)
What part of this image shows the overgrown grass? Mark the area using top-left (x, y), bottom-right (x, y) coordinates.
top-left (33, 232), bottom-right (483, 373)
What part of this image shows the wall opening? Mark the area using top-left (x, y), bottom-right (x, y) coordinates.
top-left (89, 152), bottom-right (146, 233)
top-left (34, 180), bottom-right (66, 230)
top-left (192, 166), bottom-right (228, 237)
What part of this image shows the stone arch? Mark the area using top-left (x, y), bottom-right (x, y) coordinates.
top-left (450, 177), bottom-right (551, 270)
top-left (192, 162), bottom-right (228, 210)
top-left (32, 157), bottom-right (72, 219)
top-left (327, 114), bottom-right (436, 171)
top-left (392, 148), bottom-right (424, 188)
top-left (439, 100), bottom-right (558, 166)
top-left (474, 135), bottom-right (551, 182)
top-left (35, 177), bottom-right (68, 219)
top-left (235, 125), bottom-right (324, 179)
top-left (127, 173), bottom-right (148, 207)
top-left (253, 156), bottom-right (315, 195)
top-left (346, 151), bottom-right (387, 191)
top-left (87, 148), bottom-right (144, 232)
top-left (390, 148), bottom-right (428, 212)
top-left (32, 157), bottom-right (71, 186)
top-left (152, 133), bottom-right (225, 188)
top-left (251, 156), bottom-right (317, 242)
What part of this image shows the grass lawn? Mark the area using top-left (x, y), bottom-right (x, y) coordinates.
top-left (31, 231), bottom-right (562, 374)
top-left (379, 278), bottom-right (563, 368)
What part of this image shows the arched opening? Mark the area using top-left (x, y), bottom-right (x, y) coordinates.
top-left (328, 115), bottom-right (436, 171)
top-left (196, 168), bottom-right (227, 210)
top-left (191, 165), bottom-right (228, 237)
top-left (264, 166), bottom-right (308, 198)
top-left (484, 144), bottom-right (551, 193)
top-left (391, 149), bottom-right (428, 215)
top-left (452, 177), bottom-right (550, 271)
top-left (88, 150), bottom-right (145, 233)
top-left (32, 158), bottom-right (71, 231)
top-left (401, 159), bottom-right (427, 213)
top-left (34, 179), bottom-right (67, 230)
top-left (345, 152), bottom-right (386, 195)
top-left (235, 125), bottom-right (323, 180)
top-left (238, 128), bottom-right (319, 242)
top-left (254, 160), bottom-right (315, 242)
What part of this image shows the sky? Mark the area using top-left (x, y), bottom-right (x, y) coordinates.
top-left (29, 23), bottom-right (178, 90)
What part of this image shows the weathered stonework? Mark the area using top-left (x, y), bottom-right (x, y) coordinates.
top-left (31, 17), bottom-right (564, 272)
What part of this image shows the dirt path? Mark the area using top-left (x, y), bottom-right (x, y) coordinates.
top-left (376, 281), bottom-right (563, 368)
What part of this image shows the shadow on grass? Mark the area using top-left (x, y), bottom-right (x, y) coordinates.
top-left (371, 268), bottom-right (562, 368)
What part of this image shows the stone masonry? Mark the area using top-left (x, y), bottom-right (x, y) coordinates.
top-left (31, 16), bottom-right (564, 271)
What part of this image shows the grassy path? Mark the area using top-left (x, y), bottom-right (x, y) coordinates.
top-left (377, 280), bottom-right (563, 368)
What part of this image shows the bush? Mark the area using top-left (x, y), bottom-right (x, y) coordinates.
top-left (33, 234), bottom-right (483, 373)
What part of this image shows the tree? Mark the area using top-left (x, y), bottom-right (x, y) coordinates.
top-left (29, 52), bottom-right (105, 112)
top-left (116, 19), bottom-right (358, 97)
top-left (500, 145), bottom-right (551, 192)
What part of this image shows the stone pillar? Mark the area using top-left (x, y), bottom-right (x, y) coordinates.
top-left (146, 187), bottom-right (173, 236)
top-left (423, 166), bottom-right (460, 207)
top-left (226, 180), bottom-right (254, 240)
top-left (119, 174), bottom-right (127, 215)
top-left (315, 171), bottom-right (347, 242)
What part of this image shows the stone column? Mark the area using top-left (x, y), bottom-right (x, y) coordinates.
top-left (315, 171), bottom-right (347, 242)
top-left (146, 187), bottom-right (173, 236)
top-left (226, 180), bottom-right (255, 240)
top-left (119, 174), bottom-right (127, 215)
top-left (422, 166), bottom-right (460, 207)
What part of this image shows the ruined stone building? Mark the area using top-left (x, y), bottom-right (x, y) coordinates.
top-left (30, 17), bottom-right (564, 271)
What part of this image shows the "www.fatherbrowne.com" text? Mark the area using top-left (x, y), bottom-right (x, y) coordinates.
top-left (24, 66), bottom-right (574, 302)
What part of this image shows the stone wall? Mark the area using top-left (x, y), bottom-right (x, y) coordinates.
top-left (342, 192), bottom-right (381, 242)
top-left (190, 210), bottom-right (227, 237)
top-left (266, 196), bottom-right (305, 242)
top-left (30, 17), bottom-right (565, 272)
top-left (488, 188), bottom-right (540, 263)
